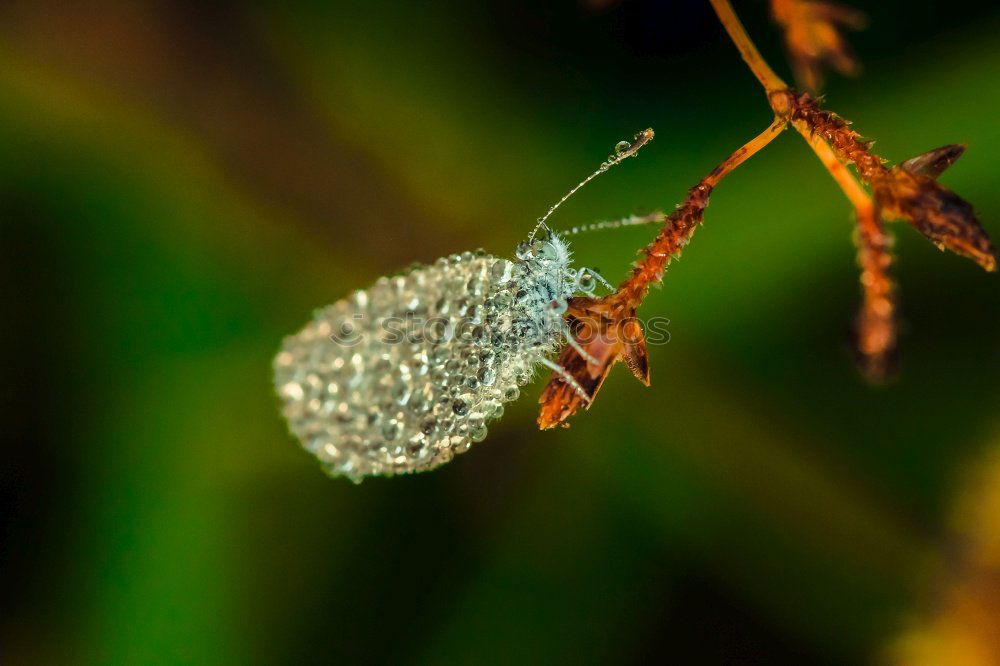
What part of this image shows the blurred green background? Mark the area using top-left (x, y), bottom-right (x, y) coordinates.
top-left (2, 0), bottom-right (999, 663)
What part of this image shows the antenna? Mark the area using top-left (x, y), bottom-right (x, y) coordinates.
top-left (528, 128), bottom-right (655, 243)
top-left (562, 211), bottom-right (667, 237)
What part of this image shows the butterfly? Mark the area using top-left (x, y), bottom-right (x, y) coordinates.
top-left (274, 130), bottom-right (654, 482)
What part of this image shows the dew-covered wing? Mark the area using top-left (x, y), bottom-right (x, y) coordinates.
top-left (273, 252), bottom-right (534, 481)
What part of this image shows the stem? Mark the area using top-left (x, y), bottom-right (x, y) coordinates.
top-left (854, 207), bottom-right (896, 380)
top-left (710, 0), bottom-right (897, 379)
top-left (709, 0), bottom-right (788, 93)
top-left (704, 115), bottom-right (787, 187)
top-left (617, 117), bottom-right (786, 306)
top-left (795, 119), bottom-right (895, 379)
top-left (795, 124), bottom-right (872, 213)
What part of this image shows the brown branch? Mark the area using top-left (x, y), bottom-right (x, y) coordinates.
top-left (709, 0), bottom-right (788, 94)
top-left (704, 1), bottom-right (903, 377)
top-left (854, 208), bottom-right (896, 381)
top-left (538, 117), bottom-right (787, 429)
top-left (721, 1), bottom-right (996, 367)
top-left (793, 109), bottom-right (896, 379)
top-left (785, 90), bottom-right (996, 271)
top-left (538, 0), bottom-right (996, 427)
top-left (616, 115), bottom-right (788, 307)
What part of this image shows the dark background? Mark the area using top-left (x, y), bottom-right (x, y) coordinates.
top-left (2, 0), bottom-right (999, 663)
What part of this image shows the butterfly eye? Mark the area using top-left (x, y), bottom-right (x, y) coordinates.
top-left (515, 242), bottom-right (536, 260)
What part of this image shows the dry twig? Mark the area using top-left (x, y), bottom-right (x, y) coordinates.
top-left (538, 0), bottom-right (995, 427)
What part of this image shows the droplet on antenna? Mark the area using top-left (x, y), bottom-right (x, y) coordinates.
top-left (528, 128), bottom-right (655, 242)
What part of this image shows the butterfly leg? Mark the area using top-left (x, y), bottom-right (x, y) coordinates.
top-left (564, 333), bottom-right (599, 367)
top-left (539, 356), bottom-right (592, 404)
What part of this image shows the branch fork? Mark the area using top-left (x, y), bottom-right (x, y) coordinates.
top-left (538, 0), bottom-right (995, 427)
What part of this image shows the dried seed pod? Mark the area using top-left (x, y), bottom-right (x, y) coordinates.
top-left (872, 149), bottom-right (997, 272)
top-left (899, 144), bottom-right (966, 179)
top-left (771, 0), bottom-right (866, 91)
top-left (538, 299), bottom-right (649, 430)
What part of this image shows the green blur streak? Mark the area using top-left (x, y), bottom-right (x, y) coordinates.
top-left (1, 3), bottom-right (999, 664)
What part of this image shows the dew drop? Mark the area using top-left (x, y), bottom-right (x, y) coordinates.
top-left (491, 260), bottom-right (512, 284)
top-left (382, 419), bottom-right (401, 441)
top-left (452, 396), bottom-right (471, 416)
top-left (477, 366), bottom-right (496, 386)
top-left (431, 346), bottom-right (450, 363)
top-left (614, 140), bottom-right (631, 156)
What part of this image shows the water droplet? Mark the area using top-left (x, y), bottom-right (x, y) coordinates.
top-left (431, 346), bottom-right (450, 364)
top-left (491, 260), bottom-right (512, 284)
top-left (477, 366), bottom-right (496, 386)
top-left (407, 438), bottom-right (426, 456)
top-left (614, 140), bottom-right (631, 156)
top-left (382, 419), bottom-right (401, 441)
top-left (452, 396), bottom-right (471, 416)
